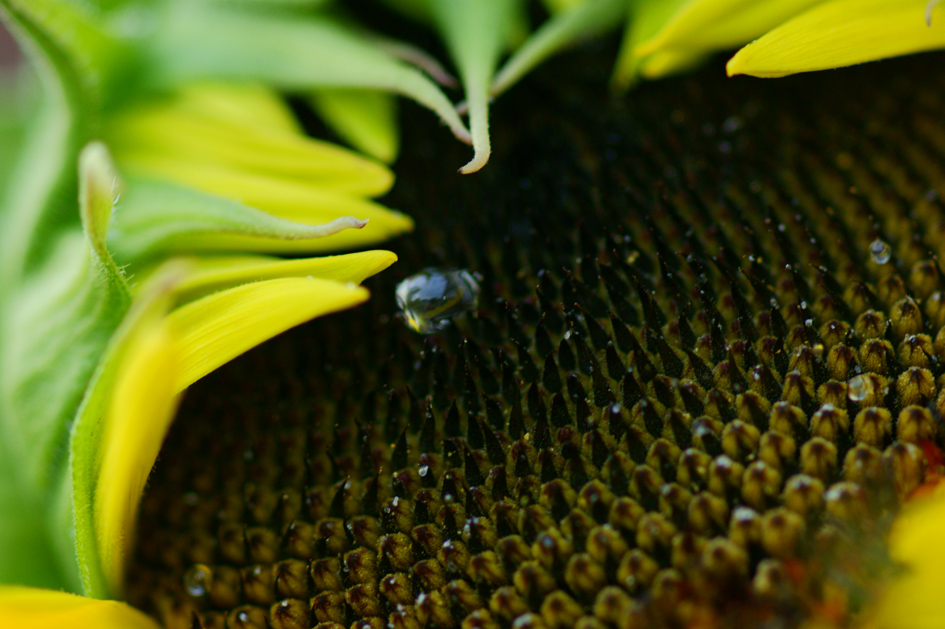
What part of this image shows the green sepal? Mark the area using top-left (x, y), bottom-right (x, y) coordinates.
top-left (612, 0), bottom-right (689, 90)
top-left (0, 0), bottom-right (132, 119)
top-left (426, 0), bottom-right (522, 173)
top-left (0, 451), bottom-right (67, 589)
top-left (108, 177), bottom-right (371, 263)
top-left (58, 263), bottom-right (183, 597)
top-left (0, 141), bottom-right (131, 496)
top-left (0, 143), bottom-right (132, 594)
top-left (147, 2), bottom-right (470, 145)
top-left (491, 0), bottom-right (626, 98)
top-left (79, 142), bottom-right (132, 298)
top-left (309, 88), bottom-right (400, 164)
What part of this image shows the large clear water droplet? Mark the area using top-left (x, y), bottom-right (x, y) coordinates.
top-left (847, 375), bottom-right (871, 401)
top-left (396, 268), bottom-right (480, 334)
top-left (869, 239), bottom-right (891, 264)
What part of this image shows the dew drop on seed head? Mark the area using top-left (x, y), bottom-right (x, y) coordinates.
top-left (183, 564), bottom-right (210, 597)
top-left (847, 375), bottom-right (871, 402)
top-left (395, 268), bottom-right (480, 334)
top-left (869, 239), bottom-right (891, 264)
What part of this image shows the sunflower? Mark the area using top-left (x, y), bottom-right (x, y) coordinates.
top-left (4, 1), bottom-right (945, 628)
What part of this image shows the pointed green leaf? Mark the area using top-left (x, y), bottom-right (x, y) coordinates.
top-left (492, 0), bottom-right (625, 98)
top-left (78, 142), bottom-right (130, 299)
top-left (149, 3), bottom-right (470, 145)
top-left (427, 0), bottom-right (521, 173)
top-left (108, 177), bottom-right (409, 260)
top-left (65, 263), bottom-right (184, 597)
top-left (0, 0), bottom-right (131, 114)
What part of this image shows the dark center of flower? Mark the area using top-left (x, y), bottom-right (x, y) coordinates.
top-left (126, 48), bottom-right (945, 629)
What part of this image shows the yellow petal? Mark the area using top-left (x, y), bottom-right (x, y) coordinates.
top-left (94, 305), bottom-right (179, 592)
top-left (110, 91), bottom-right (393, 197)
top-left (0, 586), bottom-right (160, 629)
top-left (635, 0), bottom-right (823, 57)
top-left (727, 0), bottom-right (945, 78)
top-left (873, 491), bottom-right (945, 628)
top-left (309, 89), bottom-right (400, 164)
top-left (638, 48), bottom-right (708, 79)
top-left (611, 0), bottom-right (688, 89)
top-left (164, 250), bottom-right (397, 304)
top-left (166, 82), bottom-right (303, 135)
top-left (168, 277), bottom-right (369, 391)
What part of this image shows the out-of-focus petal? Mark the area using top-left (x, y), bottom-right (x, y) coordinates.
top-left (727, 0), bottom-right (944, 78)
top-left (309, 89), bottom-right (400, 164)
top-left (0, 586), bottom-right (160, 628)
top-left (874, 490), bottom-right (945, 629)
top-left (635, 0), bottom-right (824, 57)
top-left (110, 89), bottom-right (394, 197)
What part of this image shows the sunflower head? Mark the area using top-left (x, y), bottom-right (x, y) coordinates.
top-left (126, 47), bottom-right (945, 629)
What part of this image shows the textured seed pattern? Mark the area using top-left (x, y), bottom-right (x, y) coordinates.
top-left (127, 51), bottom-right (945, 629)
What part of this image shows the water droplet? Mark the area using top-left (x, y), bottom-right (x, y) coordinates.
top-left (184, 565), bottom-right (211, 597)
top-left (419, 465), bottom-right (430, 477)
top-left (847, 375), bottom-right (871, 401)
top-left (395, 268), bottom-right (480, 334)
top-left (869, 239), bottom-right (891, 264)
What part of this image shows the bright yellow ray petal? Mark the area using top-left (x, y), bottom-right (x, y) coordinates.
top-left (727, 0), bottom-right (945, 78)
top-left (873, 491), bottom-right (945, 628)
top-left (109, 96), bottom-right (393, 197)
top-left (94, 306), bottom-right (179, 592)
top-left (112, 132), bottom-right (392, 199)
top-left (168, 277), bottom-right (369, 392)
top-left (0, 586), bottom-right (160, 629)
top-left (309, 88), bottom-right (400, 164)
top-left (167, 82), bottom-right (303, 135)
top-left (163, 250), bottom-right (397, 304)
top-left (635, 0), bottom-right (824, 57)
